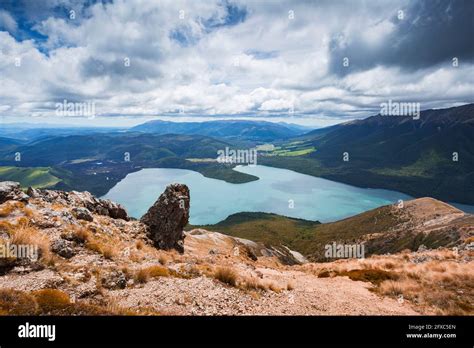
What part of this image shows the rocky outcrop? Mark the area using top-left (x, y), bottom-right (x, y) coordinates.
top-left (186, 229), bottom-right (307, 265)
top-left (140, 184), bottom-right (190, 253)
top-left (27, 187), bottom-right (129, 221)
top-left (0, 181), bottom-right (29, 204)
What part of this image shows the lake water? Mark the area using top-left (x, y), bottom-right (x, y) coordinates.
top-left (102, 165), bottom-right (415, 225)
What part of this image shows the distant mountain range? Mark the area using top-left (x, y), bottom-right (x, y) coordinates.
top-left (0, 119), bottom-right (312, 142)
top-left (0, 133), bottom-right (258, 196)
top-left (262, 103), bottom-right (474, 204)
top-left (0, 104), bottom-right (473, 204)
top-left (0, 125), bottom-right (126, 142)
top-left (130, 119), bottom-right (311, 141)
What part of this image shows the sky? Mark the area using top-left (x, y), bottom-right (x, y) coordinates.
top-left (0, 0), bottom-right (473, 127)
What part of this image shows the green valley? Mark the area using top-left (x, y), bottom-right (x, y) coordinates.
top-left (0, 166), bottom-right (61, 188)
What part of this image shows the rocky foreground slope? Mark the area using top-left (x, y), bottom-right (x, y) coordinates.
top-left (0, 181), bottom-right (472, 315)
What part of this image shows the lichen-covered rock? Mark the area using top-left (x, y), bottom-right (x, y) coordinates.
top-left (99, 199), bottom-right (129, 220)
top-left (50, 239), bottom-right (76, 259)
top-left (140, 184), bottom-right (190, 253)
top-left (72, 207), bottom-right (94, 222)
top-left (0, 181), bottom-right (29, 204)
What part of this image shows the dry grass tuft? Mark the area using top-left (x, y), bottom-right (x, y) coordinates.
top-left (0, 289), bottom-right (38, 315)
top-left (134, 265), bottom-right (170, 283)
top-left (338, 269), bottom-right (399, 285)
top-left (240, 276), bottom-right (267, 291)
top-left (158, 254), bottom-right (169, 266)
top-left (305, 248), bottom-right (474, 315)
top-left (32, 289), bottom-right (71, 313)
top-left (0, 201), bottom-right (25, 218)
top-left (268, 282), bottom-right (282, 293)
top-left (86, 240), bottom-right (116, 260)
top-left (0, 288), bottom-right (161, 315)
top-left (64, 226), bottom-right (90, 244)
top-left (65, 225), bottom-right (118, 260)
top-left (213, 267), bottom-right (238, 287)
top-left (2, 219), bottom-right (53, 265)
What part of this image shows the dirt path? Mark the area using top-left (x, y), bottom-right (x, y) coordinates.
top-left (110, 267), bottom-right (418, 315)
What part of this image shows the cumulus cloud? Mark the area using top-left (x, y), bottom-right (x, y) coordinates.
top-left (0, 0), bottom-right (473, 126)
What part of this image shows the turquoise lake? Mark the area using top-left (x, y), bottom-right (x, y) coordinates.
top-left (102, 165), bottom-right (416, 225)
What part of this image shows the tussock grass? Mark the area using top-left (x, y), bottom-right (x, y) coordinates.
top-left (65, 225), bottom-right (118, 260)
top-left (305, 248), bottom-right (474, 315)
top-left (337, 269), bottom-right (398, 285)
top-left (213, 267), bottom-right (238, 287)
top-left (33, 289), bottom-right (70, 313)
top-left (0, 289), bottom-right (38, 315)
top-left (134, 265), bottom-right (170, 283)
top-left (0, 288), bottom-right (161, 315)
top-left (158, 254), bottom-right (169, 265)
top-left (268, 282), bottom-right (282, 293)
top-left (0, 218), bottom-right (53, 265)
top-left (0, 201), bottom-right (25, 218)
top-left (65, 226), bottom-right (90, 244)
top-left (240, 276), bottom-right (267, 291)
top-left (86, 240), bottom-right (116, 260)
top-left (135, 240), bottom-right (144, 250)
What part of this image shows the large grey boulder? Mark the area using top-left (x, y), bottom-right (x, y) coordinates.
top-left (140, 184), bottom-right (190, 253)
top-left (0, 181), bottom-right (29, 204)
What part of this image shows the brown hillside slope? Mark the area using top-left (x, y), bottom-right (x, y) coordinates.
top-left (199, 197), bottom-right (473, 261)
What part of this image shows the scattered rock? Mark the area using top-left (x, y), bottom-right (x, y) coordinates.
top-left (100, 199), bottom-right (129, 220)
top-left (465, 242), bottom-right (474, 251)
top-left (417, 244), bottom-right (427, 252)
top-left (100, 270), bottom-right (127, 290)
top-left (412, 255), bottom-right (431, 264)
top-left (72, 207), bottom-right (94, 222)
top-left (50, 239), bottom-right (76, 259)
top-left (0, 181), bottom-right (29, 204)
top-left (26, 187), bottom-right (42, 198)
top-left (140, 184), bottom-right (190, 253)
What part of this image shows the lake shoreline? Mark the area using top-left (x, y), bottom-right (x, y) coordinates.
top-left (102, 165), bottom-right (418, 225)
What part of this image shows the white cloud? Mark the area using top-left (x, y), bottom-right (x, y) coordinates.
top-left (0, 0), bottom-right (472, 126)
